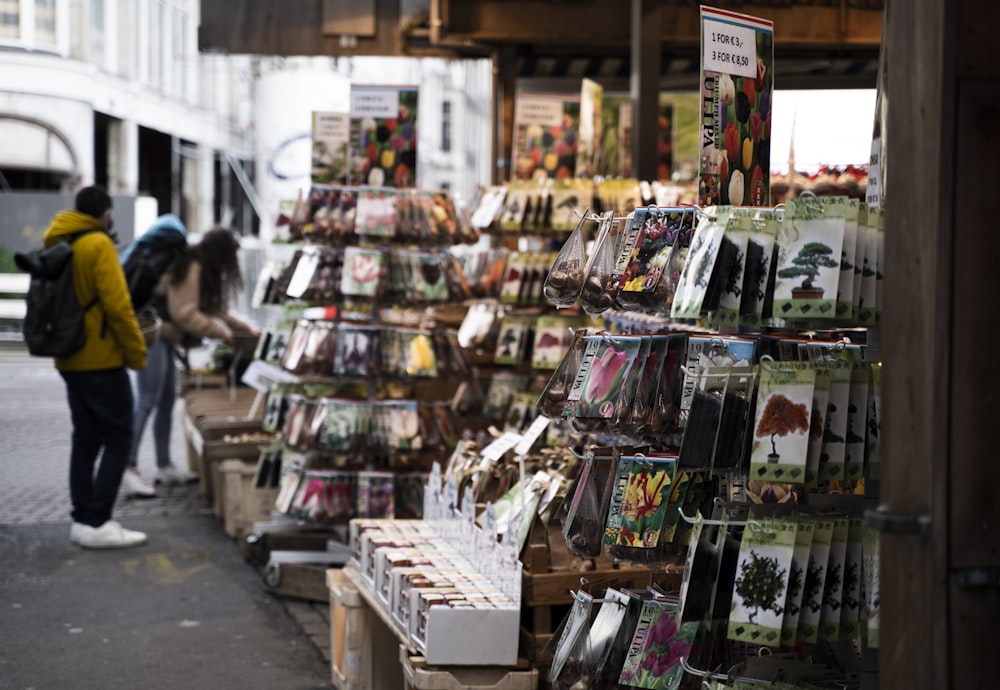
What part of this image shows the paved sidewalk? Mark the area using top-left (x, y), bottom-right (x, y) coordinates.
top-left (0, 348), bottom-right (334, 689)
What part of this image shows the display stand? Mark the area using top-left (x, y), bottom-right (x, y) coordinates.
top-left (328, 567), bottom-right (537, 690)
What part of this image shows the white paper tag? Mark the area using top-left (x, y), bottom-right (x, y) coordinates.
top-left (481, 431), bottom-right (522, 462)
top-left (514, 415), bottom-right (551, 456)
top-left (240, 359), bottom-right (300, 392)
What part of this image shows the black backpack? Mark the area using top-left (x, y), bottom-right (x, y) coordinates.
top-left (122, 232), bottom-right (187, 310)
top-left (14, 231), bottom-right (98, 358)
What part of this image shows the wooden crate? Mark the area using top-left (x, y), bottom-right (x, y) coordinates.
top-left (401, 647), bottom-right (538, 690)
top-left (264, 562), bottom-right (330, 602)
top-left (219, 459), bottom-right (279, 539)
top-left (184, 415), bottom-right (271, 502)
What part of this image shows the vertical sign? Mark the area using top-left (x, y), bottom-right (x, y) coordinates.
top-left (576, 78), bottom-right (603, 178)
top-left (311, 111), bottom-right (350, 184)
top-left (698, 6), bottom-right (774, 207)
top-left (510, 93), bottom-right (580, 180)
top-left (349, 85), bottom-right (419, 187)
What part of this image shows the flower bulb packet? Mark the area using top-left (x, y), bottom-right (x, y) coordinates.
top-left (542, 209), bottom-right (590, 309)
top-left (568, 335), bottom-right (644, 423)
top-left (616, 207), bottom-right (689, 312)
top-left (604, 454), bottom-right (677, 565)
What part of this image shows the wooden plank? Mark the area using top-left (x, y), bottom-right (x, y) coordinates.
top-left (265, 563), bottom-right (331, 602)
top-left (443, 1), bottom-right (882, 49)
top-left (881, 2), bottom-right (952, 689)
top-left (522, 567), bottom-right (681, 607)
top-left (950, 584), bottom-right (1000, 689)
top-left (950, 79), bottom-right (1000, 569)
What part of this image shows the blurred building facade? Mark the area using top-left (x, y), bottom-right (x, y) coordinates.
top-left (0, 1), bottom-right (492, 242)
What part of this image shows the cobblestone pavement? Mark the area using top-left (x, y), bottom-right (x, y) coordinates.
top-left (0, 347), bottom-right (209, 526)
top-left (0, 345), bottom-right (333, 670)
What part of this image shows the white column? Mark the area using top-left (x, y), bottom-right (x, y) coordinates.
top-left (115, 119), bottom-right (139, 195)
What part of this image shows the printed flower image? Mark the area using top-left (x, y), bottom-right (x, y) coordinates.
top-left (350, 89), bottom-right (418, 188)
top-left (619, 605), bottom-right (696, 689)
top-left (701, 25), bottom-right (773, 206)
top-left (512, 101), bottom-right (581, 180)
top-left (579, 341), bottom-right (635, 418)
top-left (746, 480), bottom-right (797, 504)
top-left (617, 462), bottom-right (672, 547)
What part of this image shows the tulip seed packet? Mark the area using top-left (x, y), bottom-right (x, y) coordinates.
top-left (749, 362), bottom-right (816, 484)
top-left (796, 517), bottom-right (834, 644)
top-left (584, 588), bottom-right (632, 681)
top-left (494, 314), bottom-right (533, 366)
top-left (603, 451), bottom-right (633, 546)
top-left (499, 252), bottom-right (529, 304)
top-left (727, 517), bottom-right (796, 646)
top-left (804, 365), bottom-right (832, 488)
top-left (679, 335), bottom-right (756, 427)
top-left (618, 598), bottom-right (694, 689)
top-left (779, 517), bottom-right (815, 646)
top-left (411, 252), bottom-right (449, 302)
top-left (712, 366), bottom-right (756, 472)
top-left (401, 330), bottom-right (439, 378)
top-left (817, 361), bottom-right (852, 482)
top-left (356, 471), bottom-right (395, 519)
top-left (839, 517), bottom-right (864, 638)
top-left (374, 400), bottom-right (422, 451)
top-left (819, 518), bottom-right (850, 641)
top-left (569, 335), bottom-right (644, 420)
top-left (851, 203), bottom-right (868, 320)
top-left (844, 362), bottom-right (871, 482)
top-left (333, 325), bottom-right (376, 377)
top-left (875, 208), bottom-right (885, 325)
top-left (773, 197), bottom-right (846, 320)
top-left (858, 206), bottom-right (882, 326)
top-left (708, 214), bottom-right (752, 331)
top-left (355, 186), bottom-right (398, 237)
top-left (863, 525), bottom-right (881, 648)
top-left (678, 370), bottom-right (727, 471)
top-left (280, 319), bottom-right (313, 373)
top-left (740, 210), bottom-right (779, 329)
top-left (866, 363), bottom-right (883, 482)
top-left (618, 208), bottom-right (687, 311)
top-left (613, 455), bottom-right (676, 550)
top-left (549, 178), bottom-right (593, 231)
top-left (832, 197), bottom-right (861, 321)
top-left (340, 247), bottom-right (385, 297)
top-left (671, 207), bottom-right (732, 320)
top-left (549, 591), bottom-right (595, 682)
top-left (657, 468), bottom-right (691, 546)
top-left (319, 399), bottom-right (372, 453)
top-left (533, 316), bottom-right (584, 371)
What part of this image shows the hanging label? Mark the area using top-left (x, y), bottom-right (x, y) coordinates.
top-left (482, 431), bottom-right (523, 462)
top-left (515, 415), bottom-right (551, 456)
top-left (240, 359), bottom-right (300, 392)
top-left (703, 17), bottom-right (758, 78)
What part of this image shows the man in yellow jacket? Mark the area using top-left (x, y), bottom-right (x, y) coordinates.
top-left (45, 186), bottom-right (149, 549)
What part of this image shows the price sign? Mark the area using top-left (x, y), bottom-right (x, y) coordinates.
top-left (703, 18), bottom-right (757, 79)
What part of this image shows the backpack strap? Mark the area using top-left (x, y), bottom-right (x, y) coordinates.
top-left (64, 229), bottom-right (104, 332)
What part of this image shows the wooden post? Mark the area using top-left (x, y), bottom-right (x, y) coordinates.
top-left (631, 0), bottom-right (661, 183)
top-left (883, 2), bottom-right (1000, 688)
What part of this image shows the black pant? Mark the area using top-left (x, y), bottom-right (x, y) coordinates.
top-left (59, 367), bottom-right (134, 527)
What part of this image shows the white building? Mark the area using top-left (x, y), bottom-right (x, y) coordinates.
top-left (0, 0), bottom-right (492, 245)
top-left (0, 0), bottom-right (260, 236)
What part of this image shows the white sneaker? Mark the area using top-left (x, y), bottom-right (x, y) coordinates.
top-left (154, 464), bottom-right (198, 486)
top-left (121, 470), bottom-right (156, 498)
top-left (72, 520), bottom-right (147, 549)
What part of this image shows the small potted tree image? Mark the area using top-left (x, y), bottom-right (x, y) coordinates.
top-left (756, 393), bottom-right (810, 463)
top-left (778, 242), bottom-right (839, 299)
top-left (734, 550), bottom-right (787, 624)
